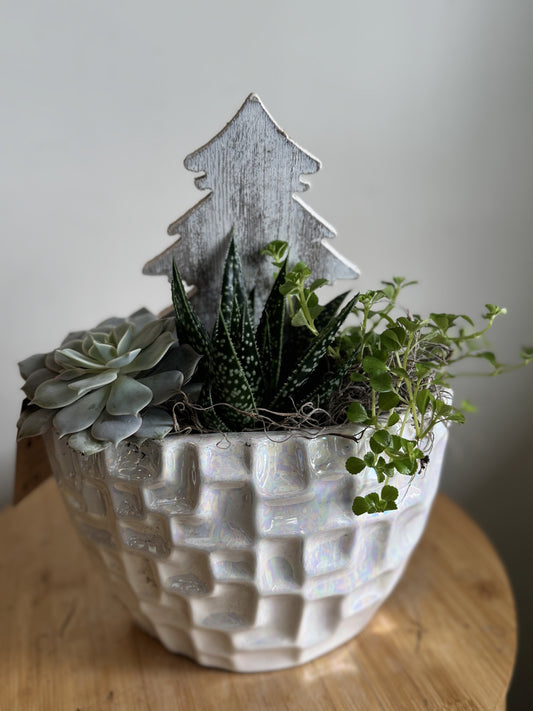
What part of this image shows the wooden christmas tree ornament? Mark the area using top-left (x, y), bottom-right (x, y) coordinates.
top-left (143, 93), bottom-right (359, 323)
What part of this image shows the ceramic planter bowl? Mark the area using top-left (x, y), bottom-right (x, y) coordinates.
top-left (45, 423), bottom-right (448, 672)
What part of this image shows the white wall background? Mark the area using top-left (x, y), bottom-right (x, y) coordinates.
top-left (2, 1), bottom-right (532, 702)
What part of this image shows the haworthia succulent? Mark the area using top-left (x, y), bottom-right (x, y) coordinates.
top-left (209, 308), bottom-right (257, 430)
top-left (271, 294), bottom-right (359, 410)
top-left (218, 232), bottom-right (249, 324)
top-left (280, 290), bottom-right (349, 379)
top-left (315, 292), bottom-right (350, 331)
top-left (171, 259), bottom-right (211, 356)
top-left (295, 343), bottom-right (361, 409)
top-left (198, 383), bottom-right (232, 432)
top-left (237, 299), bottom-right (263, 400)
top-left (256, 260), bottom-right (287, 396)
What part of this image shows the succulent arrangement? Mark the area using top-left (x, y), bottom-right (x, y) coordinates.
top-left (17, 309), bottom-right (200, 455)
top-left (17, 233), bottom-right (531, 513)
top-left (170, 236), bottom-right (359, 432)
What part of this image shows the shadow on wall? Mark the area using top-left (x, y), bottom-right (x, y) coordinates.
top-left (448, 430), bottom-right (533, 706)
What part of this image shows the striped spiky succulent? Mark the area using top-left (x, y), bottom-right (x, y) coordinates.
top-left (17, 309), bottom-right (200, 454)
top-left (172, 235), bottom-right (358, 431)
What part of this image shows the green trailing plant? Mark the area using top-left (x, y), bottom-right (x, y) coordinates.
top-left (261, 239), bottom-right (327, 336)
top-left (337, 279), bottom-right (532, 514)
top-left (17, 309), bottom-right (200, 454)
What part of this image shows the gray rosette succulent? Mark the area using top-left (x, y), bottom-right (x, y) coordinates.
top-left (17, 308), bottom-right (200, 454)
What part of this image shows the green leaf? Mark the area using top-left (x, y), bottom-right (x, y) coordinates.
top-left (352, 496), bottom-right (369, 515)
top-left (279, 280), bottom-right (299, 297)
top-left (198, 383), bottom-right (232, 432)
top-left (364, 451), bottom-right (375, 466)
top-left (228, 295), bottom-right (242, 346)
top-left (373, 429), bottom-right (391, 448)
top-left (380, 328), bottom-right (404, 351)
top-left (473, 351), bottom-right (503, 369)
top-left (366, 492), bottom-right (380, 507)
top-left (393, 457), bottom-right (418, 476)
top-left (378, 391), bottom-right (400, 411)
top-left (460, 399), bottom-right (477, 413)
top-left (67, 370), bottom-right (118, 397)
top-left (137, 370), bottom-right (184, 405)
top-left (310, 278), bottom-right (328, 291)
top-left (54, 348), bottom-right (106, 371)
top-left (33, 377), bottom-right (82, 408)
top-left (483, 304), bottom-right (507, 319)
top-left (286, 262), bottom-right (311, 286)
top-left (22, 367), bottom-right (59, 399)
top-left (291, 308), bottom-right (309, 328)
top-left (430, 313), bottom-right (449, 330)
top-left (260, 239), bottom-right (289, 266)
top-left (115, 323), bottom-right (135, 355)
top-left (350, 372), bottom-right (367, 383)
top-left (414, 362), bottom-right (433, 378)
top-left (219, 232), bottom-right (250, 325)
top-left (256, 260), bottom-right (287, 394)
top-left (362, 356), bottom-right (388, 376)
top-left (17, 407), bottom-right (56, 439)
top-left (171, 259), bottom-right (211, 357)
top-left (389, 366), bottom-right (409, 379)
top-left (520, 345), bottom-right (533, 361)
top-left (272, 294), bottom-right (358, 409)
top-left (105, 348), bottom-right (143, 369)
top-left (88, 340), bottom-right (117, 363)
top-left (316, 292), bottom-right (350, 331)
top-left (130, 319), bottom-right (165, 351)
top-left (370, 429), bottom-right (390, 454)
top-left (149, 343), bottom-right (202, 381)
top-left (346, 401), bottom-right (369, 423)
top-left (346, 456), bottom-right (366, 475)
top-left (390, 435), bottom-right (403, 451)
top-left (209, 309), bottom-right (257, 429)
top-left (134, 408), bottom-right (174, 439)
top-left (91, 412), bottom-right (142, 445)
top-left (18, 353), bottom-right (48, 380)
top-left (415, 389), bottom-right (431, 416)
top-left (381, 485), bottom-right (399, 503)
top-left (121, 333), bottom-right (174, 374)
top-left (434, 399), bottom-right (452, 417)
top-left (299, 343), bottom-right (361, 409)
top-left (235, 299), bottom-right (263, 399)
top-left (53, 386), bottom-right (111, 436)
top-left (397, 316), bottom-right (419, 333)
top-left (106, 375), bottom-right (153, 416)
top-left (369, 372), bottom-right (394, 392)
top-left (68, 429), bottom-right (109, 455)
top-left (387, 411), bottom-right (400, 426)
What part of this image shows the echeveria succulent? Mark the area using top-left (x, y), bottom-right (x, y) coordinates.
top-left (17, 308), bottom-right (200, 454)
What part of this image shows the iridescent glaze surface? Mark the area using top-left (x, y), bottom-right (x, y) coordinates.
top-left (46, 424), bottom-right (448, 672)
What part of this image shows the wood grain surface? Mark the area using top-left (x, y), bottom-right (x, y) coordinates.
top-left (0, 479), bottom-right (515, 711)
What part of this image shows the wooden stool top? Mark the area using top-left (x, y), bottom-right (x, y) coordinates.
top-left (0, 477), bottom-right (516, 710)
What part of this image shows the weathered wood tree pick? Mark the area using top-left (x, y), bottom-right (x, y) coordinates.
top-left (143, 93), bottom-right (359, 322)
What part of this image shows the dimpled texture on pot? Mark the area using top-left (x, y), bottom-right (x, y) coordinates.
top-left (46, 424), bottom-right (448, 672)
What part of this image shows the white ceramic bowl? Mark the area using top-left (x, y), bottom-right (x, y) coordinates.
top-left (46, 423), bottom-right (448, 672)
